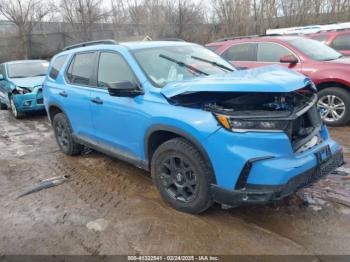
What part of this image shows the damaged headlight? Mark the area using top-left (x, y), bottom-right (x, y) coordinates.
top-left (215, 114), bottom-right (289, 132)
top-left (14, 86), bottom-right (31, 94)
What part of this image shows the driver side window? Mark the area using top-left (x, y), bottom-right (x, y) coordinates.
top-left (257, 43), bottom-right (295, 62)
top-left (98, 52), bottom-right (135, 89)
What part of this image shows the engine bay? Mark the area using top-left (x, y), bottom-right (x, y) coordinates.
top-left (168, 86), bottom-right (322, 152)
top-left (169, 86), bottom-right (316, 119)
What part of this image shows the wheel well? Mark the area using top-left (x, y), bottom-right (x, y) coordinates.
top-left (146, 129), bottom-right (216, 183)
top-left (317, 82), bottom-right (350, 92)
top-left (147, 130), bottom-right (179, 164)
top-left (48, 106), bottom-right (63, 122)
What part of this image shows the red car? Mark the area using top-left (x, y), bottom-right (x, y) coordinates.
top-left (206, 36), bottom-right (350, 126)
top-left (308, 30), bottom-right (350, 56)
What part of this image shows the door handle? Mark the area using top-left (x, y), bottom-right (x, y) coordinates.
top-left (91, 97), bottom-right (103, 105)
top-left (59, 91), bottom-right (68, 97)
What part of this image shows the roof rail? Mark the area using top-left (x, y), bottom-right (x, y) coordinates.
top-left (214, 34), bottom-right (281, 42)
top-left (159, 38), bottom-right (186, 42)
top-left (63, 39), bottom-right (118, 51)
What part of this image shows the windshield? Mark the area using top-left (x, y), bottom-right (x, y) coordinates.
top-left (7, 62), bottom-right (49, 78)
top-left (286, 38), bottom-right (343, 61)
top-left (133, 44), bottom-right (235, 87)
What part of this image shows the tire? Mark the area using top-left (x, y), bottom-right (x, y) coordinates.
top-left (317, 87), bottom-right (350, 127)
top-left (151, 137), bottom-right (214, 214)
top-left (9, 96), bottom-right (24, 119)
top-left (52, 113), bottom-right (83, 156)
top-left (0, 101), bottom-right (7, 110)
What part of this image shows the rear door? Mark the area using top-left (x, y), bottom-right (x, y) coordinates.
top-left (221, 43), bottom-right (258, 69)
top-left (63, 51), bottom-right (98, 139)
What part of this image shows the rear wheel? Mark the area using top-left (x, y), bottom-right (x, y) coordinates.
top-left (151, 137), bottom-right (214, 214)
top-left (10, 97), bottom-right (24, 119)
top-left (52, 113), bottom-right (83, 156)
top-left (317, 87), bottom-right (350, 126)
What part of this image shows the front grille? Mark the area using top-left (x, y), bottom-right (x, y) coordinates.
top-left (282, 149), bottom-right (343, 195)
top-left (290, 105), bottom-right (322, 152)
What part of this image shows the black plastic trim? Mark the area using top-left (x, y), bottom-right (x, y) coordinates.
top-left (235, 156), bottom-right (275, 190)
top-left (212, 149), bottom-right (344, 206)
top-left (63, 40), bottom-right (118, 51)
top-left (73, 134), bottom-right (149, 170)
top-left (144, 125), bottom-right (216, 184)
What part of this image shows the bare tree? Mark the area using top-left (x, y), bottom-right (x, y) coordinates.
top-left (58, 0), bottom-right (108, 41)
top-left (0, 0), bottom-right (52, 59)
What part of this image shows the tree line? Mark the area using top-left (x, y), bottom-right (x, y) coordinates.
top-left (0, 0), bottom-right (350, 58)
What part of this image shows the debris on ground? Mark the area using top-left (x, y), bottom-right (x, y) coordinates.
top-left (86, 218), bottom-right (109, 232)
top-left (17, 175), bottom-right (70, 199)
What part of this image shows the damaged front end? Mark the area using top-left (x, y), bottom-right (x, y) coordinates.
top-left (167, 83), bottom-right (322, 153)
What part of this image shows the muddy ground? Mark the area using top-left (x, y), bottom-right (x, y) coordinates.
top-left (1, 109), bottom-right (350, 256)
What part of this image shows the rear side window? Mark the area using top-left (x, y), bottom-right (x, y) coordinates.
top-left (222, 43), bottom-right (258, 61)
top-left (66, 52), bottom-right (97, 86)
top-left (49, 55), bottom-right (67, 80)
top-left (206, 45), bottom-right (220, 52)
top-left (97, 52), bottom-right (135, 88)
top-left (331, 35), bottom-right (350, 50)
top-left (258, 42), bottom-right (294, 62)
top-left (311, 34), bottom-right (329, 43)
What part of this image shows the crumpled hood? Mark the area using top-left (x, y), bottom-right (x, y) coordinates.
top-left (9, 76), bottom-right (45, 90)
top-left (161, 65), bottom-right (311, 99)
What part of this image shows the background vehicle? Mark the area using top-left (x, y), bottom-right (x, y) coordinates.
top-left (206, 36), bottom-right (350, 126)
top-left (308, 30), bottom-right (350, 56)
top-left (44, 40), bottom-right (342, 214)
top-left (0, 60), bottom-right (49, 118)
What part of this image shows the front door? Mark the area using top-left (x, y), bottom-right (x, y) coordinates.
top-left (90, 51), bottom-right (144, 158)
top-left (255, 42), bottom-right (302, 72)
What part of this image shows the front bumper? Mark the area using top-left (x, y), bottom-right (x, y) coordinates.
top-left (211, 149), bottom-right (344, 206)
top-left (13, 87), bottom-right (44, 112)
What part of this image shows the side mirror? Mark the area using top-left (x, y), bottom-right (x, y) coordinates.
top-left (0, 74), bottom-right (4, 81)
top-left (280, 55), bottom-right (298, 64)
top-left (106, 81), bottom-right (143, 97)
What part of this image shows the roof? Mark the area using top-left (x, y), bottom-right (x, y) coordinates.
top-left (208, 35), bottom-right (305, 45)
top-left (5, 59), bottom-right (48, 65)
top-left (120, 41), bottom-right (193, 50)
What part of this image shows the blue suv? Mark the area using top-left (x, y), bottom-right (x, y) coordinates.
top-left (43, 40), bottom-right (343, 213)
top-left (0, 60), bottom-right (49, 118)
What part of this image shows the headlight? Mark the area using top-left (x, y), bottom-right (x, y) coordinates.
top-left (14, 86), bottom-right (31, 94)
top-left (215, 114), bottom-right (289, 132)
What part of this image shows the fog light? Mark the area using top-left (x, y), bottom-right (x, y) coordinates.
top-left (23, 101), bottom-right (32, 106)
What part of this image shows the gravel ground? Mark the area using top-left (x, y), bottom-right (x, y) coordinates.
top-left (1, 110), bottom-right (350, 256)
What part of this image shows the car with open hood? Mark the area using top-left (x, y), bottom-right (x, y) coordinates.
top-left (206, 36), bottom-right (350, 126)
top-left (0, 60), bottom-right (49, 118)
top-left (43, 40), bottom-right (343, 214)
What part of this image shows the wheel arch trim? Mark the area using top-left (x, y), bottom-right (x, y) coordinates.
top-left (144, 124), bottom-right (217, 184)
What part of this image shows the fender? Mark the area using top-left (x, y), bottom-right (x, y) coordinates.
top-left (47, 102), bottom-right (69, 123)
top-left (311, 69), bottom-right (350, 88)
top-left (144, 124), bottom-right (217, 184)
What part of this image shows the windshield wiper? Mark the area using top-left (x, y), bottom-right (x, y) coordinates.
top-left (191, 56), bottom-right (234, 72)
top-left (159, 54), bottom-right (209, 76)
top-left (11, 76), bottom-right (28, 78)
top-left (32, 74), bottom-right (46, 77)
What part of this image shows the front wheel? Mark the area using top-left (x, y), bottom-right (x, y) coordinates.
top-left (151, 138), bottom-right (214, 214)
top-left (10, 97), bottom-right (24, 119)
top-left (0, 101), bottom-right (7, 110)
top-left (317, 87), bottom-right (350, 127)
